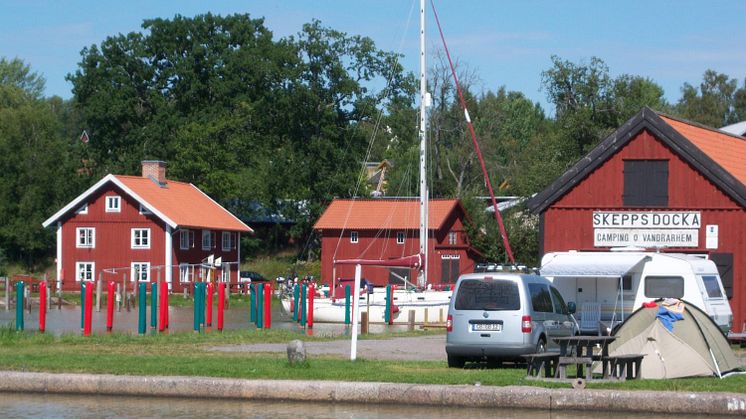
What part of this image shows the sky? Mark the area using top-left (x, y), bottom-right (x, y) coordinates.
top-left (2, 0), bottom-right (745, 114)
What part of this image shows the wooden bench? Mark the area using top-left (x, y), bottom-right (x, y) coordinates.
top-left (602, 354), bottom-right (645, 380)
top-left (521, 353), bottom-right (560, 379)
top-left (557, 356), bottom-right (593, 380)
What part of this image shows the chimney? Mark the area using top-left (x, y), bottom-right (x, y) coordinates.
top-left (142, 160), bottom-right (167, 186)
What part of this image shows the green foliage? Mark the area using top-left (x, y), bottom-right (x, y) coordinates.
top-left (676, 69), bottom-right (746, 127)
top-left (0, 57), bottom-right (46, 100)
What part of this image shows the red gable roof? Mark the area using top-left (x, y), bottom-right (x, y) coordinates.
top-left (314, 199), bottom-right (461, 230)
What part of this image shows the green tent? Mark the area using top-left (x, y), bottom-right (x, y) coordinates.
top-left (608, 300), bottom-right (740, 379)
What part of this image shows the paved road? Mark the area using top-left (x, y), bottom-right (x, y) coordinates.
top-left (211, 335), bottom-right (448, 361)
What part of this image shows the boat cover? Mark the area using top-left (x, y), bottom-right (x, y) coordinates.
top-left (540, 253), bottom-right (649, 277)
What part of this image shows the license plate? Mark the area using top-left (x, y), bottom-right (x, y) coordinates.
top-left (473, 323), bottom-right (502, 332)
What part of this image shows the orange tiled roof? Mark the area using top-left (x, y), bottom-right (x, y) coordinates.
top-left (660, 115), bottom-right (746, 184)
top-left (115, 175), bottom-right (252, 232)
top-left (314, 199), bottom-right (460, 230)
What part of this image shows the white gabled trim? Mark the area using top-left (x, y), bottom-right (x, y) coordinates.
top-left (42, 174), bottom-right (178, 229)
top-left (56, 222), bottom-right (62, 291)
top-left (165, 226), bottom-right (173, 291)
top-left (188, 183), bottom-right (253, 233)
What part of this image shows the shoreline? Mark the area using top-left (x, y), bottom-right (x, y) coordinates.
top-left (1, 371), bottom-right (745, 416)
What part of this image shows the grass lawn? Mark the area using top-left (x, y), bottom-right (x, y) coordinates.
top-left (0, 327), bottom-right (743, 393)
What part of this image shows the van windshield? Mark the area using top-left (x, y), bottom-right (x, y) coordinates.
top-left (454, 279), bottom-right (520, 311)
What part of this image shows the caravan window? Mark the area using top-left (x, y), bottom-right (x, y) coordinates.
top-left (644, 276), bottom-right (684, 298)
top-left (700, 275), bottom-right (723, 298)
top-left (454, 279), bottom-right (519, 311)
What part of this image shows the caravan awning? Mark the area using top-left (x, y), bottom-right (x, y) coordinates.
top-left (540, 253), bottom-right (649, 277)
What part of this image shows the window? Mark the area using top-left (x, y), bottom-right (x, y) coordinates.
top-left (76, 262), bottom-right (94, 282)
top-left (76, 204), bottom-right (88, 214)
top-left (202, 230), bottom-right (216, 250)
top-left (396, 232), bottom-right (405, 245)
top-left (644, 276), bottom-right (684, 298)
top-left (529, 283), bottom-right (553, 313)
top-left (454, 279), bottom-right (520, 311)
top-left (617, 275), bottom-right (633, 291)
top-left (222, 232), bottom-right (235, 251)
top-left (76, 227), bottom-right (95, 248)
top-left (180, 230), bottom-right (193, 250)
top-left (350, 231), bottom-right (359, 243)
top-left (700, 275), bottom-right (724, 298)
top-left (106, 196), bottom-right (121, 212)
top-left (139, 203), bottom-right (152, 215)
top-left (448, 231), bottom-right (457, 245)
top-left (179, 263), bottom-right (192, 283)
top-left (623, 160), bottom-right (668, 207)
top-left (131, 228), bottom-right (150, 249)
top-left (131, 262), bottom-right (150, 282)
top-left (549, 286), bottom-right (569, 315)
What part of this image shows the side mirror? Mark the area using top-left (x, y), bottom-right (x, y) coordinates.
top-left (567, 302), bottom-right (576, 314)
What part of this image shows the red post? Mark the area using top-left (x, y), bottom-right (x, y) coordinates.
top-left (159, 280), bottom-right (167, 331)
top-left (164, 281), bottom-right (169, 329)
top-left (308, 284), bottom-right (314, 329)
top-left (106, 281), bottom-right (115, 331)
top-left (263, 283), bottom-right (271, 329)
top-left (39, 282), bottom-right (47, 333)
top-left (206, 282), bottom-right (213, 327)
top-left (217, 282), bottom-right (225, 331)
top-left (389, 285), bottom-right (397, 325)
top-left (83, 281), bottom-right (94, 336)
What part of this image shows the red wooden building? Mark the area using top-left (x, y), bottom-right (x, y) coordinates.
top-left (528, 108), bottom-right (746, 332)
top-left (43, 161), bottom-right (252, 292)
top-left (314, 199), bottom-right (481, 286)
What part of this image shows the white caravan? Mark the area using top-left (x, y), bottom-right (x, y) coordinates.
top-left (539, 250), bottom-right (732, 334)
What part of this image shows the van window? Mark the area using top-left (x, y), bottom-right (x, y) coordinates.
top-left (549, 286), bottom-right (568, 315)
top-left (528, 283), bottom-right (553, 313)
top-left (700, 275), bottom-right (723, 298)
top-left (454, 279), bottom-right (520, 311)
top-left (644, 276), bottom-right (684, 298)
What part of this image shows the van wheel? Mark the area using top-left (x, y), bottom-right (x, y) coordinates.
top-left (447, 354), bottom-right (466, 368)
top-left (536, 338), bottom-right (547, 353)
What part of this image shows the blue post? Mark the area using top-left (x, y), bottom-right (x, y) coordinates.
top-left (80, 282), bottom-right (86, 330)
top-left (300, 284), bottom-right (307, 326)
top-left (15, 282), bottom-right (24, 331)
top-left (385, 284), bottom-right (391, 324)
top-left (344, 285), bottom-right (351, 325)
top-left (150, 282), bottom-right (158, 329)
top-left (257, 284), bottom-right (264, 329)
top-left (292, 284), bottom-right (300, 322)
top-left (193, 283), bottom-right (200, 332)
top-left (138, 282), bottom-right (146, 335)
top-left (249, 283), bottom-right (256, 324)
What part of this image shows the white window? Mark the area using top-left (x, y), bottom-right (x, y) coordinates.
top-left (448, 231), bottom-right (457, 245)
top-left (139, 203), bottom-right (152, 215)
top-left (180, 229), bottom-right (193, 250)
top-left (222, 232), bottom-right (235, 251)
top-left (76, 204), bottom-right (88, 214)
top-left (222, 267), bottom-right (230, 282)
top-left (179, 263), bottom-right (192, 283)
top-left (350, 231), bottom-right (359, 243)
top-left (131, 228), bottom-right (150, 249)
top-left (106, 196), bottom-right (121, 212)
top-left (396, 232), bottom-right (405, 245)
top-left (202, 230), bottom-right (215, 250)
top-left (76, 227), bottom-right (95, 248)
top-left (75, 262), bottom-right (94, 282)
top-left (131, 262), bottom-right (150, 282)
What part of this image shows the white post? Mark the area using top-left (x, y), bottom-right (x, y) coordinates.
top-left (417, 0), bottom-right (429, 289)
top-left (165, 226), bottom-right (173, 292)
top-left (350, 263), bottom-right (362, 361)
top-left (56, 222), bottom-right (63, 292)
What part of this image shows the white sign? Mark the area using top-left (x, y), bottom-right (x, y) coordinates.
top-left (594, 229), bottom-right (699, 247)
top-left (593, 211), bottom-right (701, 229)
top-left (705, 225), bottom-right (718, 249)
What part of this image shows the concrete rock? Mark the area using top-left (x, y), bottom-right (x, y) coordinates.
top-left (287, 339), bottom-right (307, 365)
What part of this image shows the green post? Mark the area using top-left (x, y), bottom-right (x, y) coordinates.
top-left (15, 282), bottom-right (24, 331)
top-left (385, 284), bottom-right (391, 324)
top-left (249, 283), bottom-right (256, 324)
top-left (257, 284), bottom-right (264, 329)
top-left (138, 282), bottom-right (146, 335)
top-left (198, 283), bottom-right (205, 327)
top-left (300, 284), bottom-right (307, 326)
top-left (80, 282), bottom-right (86, 329)
top-left (292, 284), bottom-right (299, 321)
top-left (344, 285), bottom-right (351, 325)
top-left (150, 282), bottom-right (157, 329)
top-left (193, 283), bottom-right (199, 332)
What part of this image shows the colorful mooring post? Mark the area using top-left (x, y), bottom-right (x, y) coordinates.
top-left (256, 283), bottom-right (264, 329)
top-left (300, 284), bottom-right (306, 326)
top-left (80, 282), bottom-right (86, 330)
top-left (217, 282), bottom-right (225, 331)
top-left (344, 285), bottom-right (351, 325)
top-left (263, 283), bottom-right (271, 329)
top-left (249, 283), bottom-right (256, 324)
top-left (385, 284), bottom-right (392, 324)
top-left (292, 284), bottom-right (299, 322)
top-left (193, 283), bottom-right (200, 332)
top-left (138, 282), bottom-right (146, 335)
top-left (158, 280), bottom-right (167, 332)
top-left (15, 281), bottom-right (24, 331)
top-left (39, 282), bottom-right (47, 333)
top-left (206, 282), bottom-right (213, 328)
top-left (106, 281), bottom-right (115, 331)
top-left (150, 282), bottom-right (157, 330)
top-left (308, 284), bottom-right (314, 329)
top-left (83, 281), bottom-right (93, 336)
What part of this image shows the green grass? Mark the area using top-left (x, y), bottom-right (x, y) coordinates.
top-left (0, 326), bottom-right (743, 393)
top-left (242, 256), bottom-right (320, 282)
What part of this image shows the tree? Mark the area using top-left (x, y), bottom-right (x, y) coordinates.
top-left (0, 57), bottom-right (46, 100)
top-left (675, 70), bottom-right (746, 127)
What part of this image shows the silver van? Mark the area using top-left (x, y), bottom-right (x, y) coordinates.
top-left (446, 273), bottom-right (579, 367)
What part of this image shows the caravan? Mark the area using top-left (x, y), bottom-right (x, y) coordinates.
top-left (540, 250), bottom-right (732, 334)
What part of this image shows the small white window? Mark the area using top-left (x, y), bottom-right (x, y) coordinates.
top-left (131, 262), bottom-right (150, 282)
top-left (131, 228), bottom-right (150, 249)
top-left (180, 230), bottom-right (193, 250)
top-left (202, 230), bottom-right (215, 250)
top-left (179, 263), bottom-right (192, 283)
top-left (396, 232), bottom-right (405, 245)
top-left (76, 227), bottom-right (95, 248)
top-left (222, 232), bottom-right (235, 251)
top-left (76, 204), bottom-right (88, 214)
top-left (448, 232), bottom-right (457, 245)
top-left (75, 262), bottom-right (94, 282)
top-left (106, 196), bottom-right (121, 212)
top-left (350, 231), bottom-right (359, 243)
top-left (139, 203), bottom-right (152, 215)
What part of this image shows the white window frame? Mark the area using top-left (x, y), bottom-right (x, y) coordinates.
top-left (396, 231), bottom-right (405, 245)
top-left (131, 262), bottom-right (150, 282)
top-left (76, 227), bottom-right (95, 248)
top-left (350, 231), bottom-right (359, 243)
top-left (139, 203), bottom-right (152, 215)
top-left (131, 228), bottom-right (151, 249)
top-left (448, 231), bottom-right (457, 245)
top-left (180, 229), bottom-right (193, 250)
top-left (76, 203), bottom-right (88, 214)
top-left (222, 231), bottom-right (235, 251)
top-left (202, 230), bottom-right (215, 250)
top-left (106, 196), bottom-right (121, 212)
top-left (179, 263), bottom-right (192, 283)
top-left (75, 261), bottom-right (95, 282)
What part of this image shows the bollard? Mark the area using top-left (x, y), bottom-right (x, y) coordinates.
top-left (158, 280), bottom-right (167, 332)
top-left (249, 283), bottom-right (256, 324)
top-left (80, 282), bottom-right (86, 330)
top-left (217, 282), bottom-right (225, 332)
top-left (137, 282), bottom-right (146, 335)
top-left (408, 310), bottom-right (415, 331)
top-left (84, 281), bottom-right (93, 336)
top-left (300, 284), bottom-right (306, 326)
top-left (39, 282), bottom-right (47, 333)
top-left (164, 281), bottom-right (169, 329)
top-left (344, 285), bottom-right (351, 325)
top-left (308, 284), bottom-right (314, 329)
top-left (292, 284), bottom-right (299, 322)
top-left (206, 282), bottom-right (213, 328)
top-left (200, 282), bottom-right (206, 327)
top-left (385, 284), bottom-right (392, 324)
top-left (263, 283), bottom-right (271, 329)
top-left (106, 281), bottom-right (115, 331)
top-left (193, 283), bottom-right (200, 332)
top-left (361, 311), bottom-right (369, 335)
top-left (150, 282), bottom-right (158, 330)
top-left (15, 282), bottom-right (24, 331)
top-left (256, 283), bottom-right (264, 329)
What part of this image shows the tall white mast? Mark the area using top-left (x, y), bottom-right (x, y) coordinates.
top-left (418, 0), bottom-right (429, 288)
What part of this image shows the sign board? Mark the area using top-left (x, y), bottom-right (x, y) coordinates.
top-left (705, 225), bottom-right (718, 249)
top-left (593, 211), bottom-right (700, 248)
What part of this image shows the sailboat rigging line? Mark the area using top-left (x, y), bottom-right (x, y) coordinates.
top-left (429, 0), bottom-right (515, 264)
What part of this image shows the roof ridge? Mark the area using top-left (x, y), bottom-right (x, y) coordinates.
top-left (113, 174), bottom-right (191, 185)
top-left (657, 111), bottom-right (746, 142)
